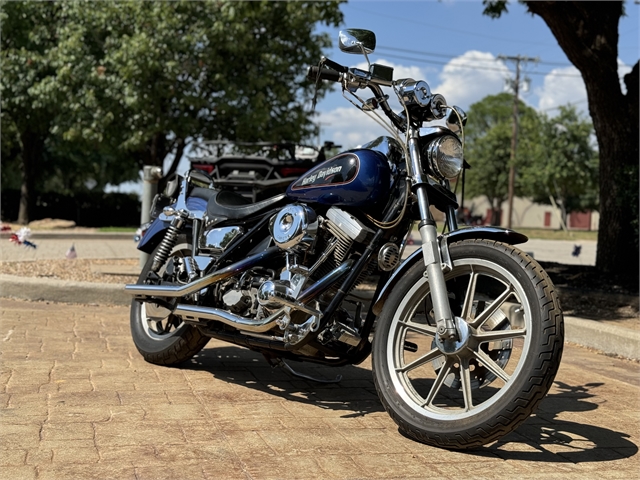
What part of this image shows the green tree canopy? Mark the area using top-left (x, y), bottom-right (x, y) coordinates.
top-left (518, 106), bottom-right (599, 224)
top-left (463, 92), bottom-right (540, 225)
top-left (1, 0), bottom-right (343, 223)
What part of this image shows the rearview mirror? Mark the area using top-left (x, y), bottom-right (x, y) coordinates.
top-left (339, 29), bottom-right (376, 55)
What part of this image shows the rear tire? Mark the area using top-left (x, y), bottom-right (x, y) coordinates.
top-left (130, 235), bottom-right (209, 365)
top-left (372, 239), bottom-right (563, 449)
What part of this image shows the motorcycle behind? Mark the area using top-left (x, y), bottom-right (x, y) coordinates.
top-left (125, 29), bottom-right (564, 449)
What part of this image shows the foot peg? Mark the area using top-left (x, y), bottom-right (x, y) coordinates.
top-left (269, 357), bottom-right (342, 384)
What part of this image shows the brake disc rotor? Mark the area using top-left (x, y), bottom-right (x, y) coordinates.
top-left (431, 309), bottom-right (513, 389)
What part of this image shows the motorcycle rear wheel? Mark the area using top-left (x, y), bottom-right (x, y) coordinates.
top-left (130, 235), bottom-right (209, 366)
top-left (372, 239), bottom-right (563, 449)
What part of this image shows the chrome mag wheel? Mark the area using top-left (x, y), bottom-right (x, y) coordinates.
top-left (372, 240), bottom-right (563, 449)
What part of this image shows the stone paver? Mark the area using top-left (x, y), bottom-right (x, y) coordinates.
top-left (1, 298), bottom-right (638, 479)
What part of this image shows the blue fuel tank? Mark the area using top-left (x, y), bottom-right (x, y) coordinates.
top-left (286, 149), bottom-right (391, 207)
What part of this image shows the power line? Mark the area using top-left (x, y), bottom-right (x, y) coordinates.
top-left (376, 45), bottom-right (573, 68)
top-left (372, 51), bottom-right (583, 78)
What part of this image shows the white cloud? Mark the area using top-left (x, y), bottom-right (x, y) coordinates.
top-left (317, 106), bottom-right (393, 149)
top-left (536, 65), bottom-right (586, 114)
top-left (536, 59), bottom-right (632, 115)
top-left (433, 51), bottom-right (510, 110)
top-left (355, 58), bottom-right (429, 84)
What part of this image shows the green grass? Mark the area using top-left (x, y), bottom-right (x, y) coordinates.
top-left (102, 225), bottom-right (597, 240)
top-left (413, 224), bottom-right (598, 241)
top-left (98, 226), bottom-right (137, 232)
top-left (514, 228), bottom-right (598, 241)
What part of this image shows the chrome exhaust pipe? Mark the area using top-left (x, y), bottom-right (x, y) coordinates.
top-left (125, 247), bottom-right (283, 298)
top-left (175, 304), bottom-right (285, 333)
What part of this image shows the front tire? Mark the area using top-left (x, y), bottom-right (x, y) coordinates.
top-left (372, 239), bottom-right (563, 449)
top-left (130, 235), bottom-right (209, 365)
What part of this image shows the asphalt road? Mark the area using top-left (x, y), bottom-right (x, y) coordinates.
top-left (1, 299), bottom-right (638, 479)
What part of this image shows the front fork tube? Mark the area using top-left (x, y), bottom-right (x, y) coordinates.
top-left (408, 133), bottom-right (457, 341)
top-left (415, 188), bottom-right (457, 340)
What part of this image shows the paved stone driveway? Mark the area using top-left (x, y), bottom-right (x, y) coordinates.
top-left (1, 299), bottom-right (638, 479)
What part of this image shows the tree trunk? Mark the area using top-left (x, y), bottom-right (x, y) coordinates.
top-left (525, 1), bottom-right (639, 275)
top-left (17, 130), bottom-right (45, 225)
top-left (488, 197), bottom-right (502, 226)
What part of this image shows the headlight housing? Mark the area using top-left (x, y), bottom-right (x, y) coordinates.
top-left (426, 135), bottom-right (464, 180)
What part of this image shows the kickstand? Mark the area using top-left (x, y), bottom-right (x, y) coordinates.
top-left (266, 356), bottom-right (342, 384)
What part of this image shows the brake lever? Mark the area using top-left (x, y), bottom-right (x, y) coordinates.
top-left (362, 94), bottom-right (389, 111)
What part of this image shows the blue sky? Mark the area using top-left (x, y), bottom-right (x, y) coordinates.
top-left (109, 0), bottom-right (638, 195)
top-left (314, 0), bottom-right (639, 148)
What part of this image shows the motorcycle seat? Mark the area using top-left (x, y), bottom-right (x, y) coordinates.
top-left (206, 190), bottom-right (287, 220)
top-left (190, 187), bottom-right (217, 201)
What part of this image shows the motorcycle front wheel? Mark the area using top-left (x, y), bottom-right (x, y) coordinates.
top-left (372, 239), bottom-right (564, 449)
top-left (130, 235), bottom-right (209, 366)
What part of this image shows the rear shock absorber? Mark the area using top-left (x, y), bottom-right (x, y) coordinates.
top-left (151, 215), bottom-right (186, 273)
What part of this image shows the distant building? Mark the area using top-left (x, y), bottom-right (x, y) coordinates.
top-left (461, 196), bottom-right (599, 231)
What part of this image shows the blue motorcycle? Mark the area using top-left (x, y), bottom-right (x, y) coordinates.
top-left (126, 29), bottom-right (563, 449)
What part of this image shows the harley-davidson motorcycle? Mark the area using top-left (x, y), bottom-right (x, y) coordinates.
top-left (126, 29), bottom-right (563, 449)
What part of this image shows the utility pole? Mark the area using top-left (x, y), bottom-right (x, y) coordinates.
top-left (498, 54), bottom-right (538, 229)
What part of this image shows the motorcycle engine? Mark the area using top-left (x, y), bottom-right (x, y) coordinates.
top-left (219, 267), bottom-right (275, 315)
top-left (258, 205), bottom-right (377, 346)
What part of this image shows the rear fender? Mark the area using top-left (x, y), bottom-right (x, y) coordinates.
top-left (371, 227), bottom-right (528, 315)
top-left (136, 217), bottom-right (196, 254)
top-left (137, 196), bottom-right (206, 254)
top-left (136, 216), bottom-right (172, 254)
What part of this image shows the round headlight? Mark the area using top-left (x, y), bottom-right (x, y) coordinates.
top-left (427, 135), bottom-right (464, 179)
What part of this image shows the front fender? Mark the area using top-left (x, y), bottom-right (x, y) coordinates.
top-left (371, 226), bottom-right (528, 316)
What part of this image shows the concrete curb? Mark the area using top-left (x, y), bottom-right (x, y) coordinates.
top-left (1, 274), bottom-right (637, 360)
top-left (0, 274), bottom-right (130, 306)
top-left (0, 231), bottom-right (134, 241)
top-left (564, 315), bottom-right (639, 360)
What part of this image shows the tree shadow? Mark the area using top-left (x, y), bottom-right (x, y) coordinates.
top-left (184, 346), bottom-right (638, 462)
top-left (475, 381), bottom-right (638, 462)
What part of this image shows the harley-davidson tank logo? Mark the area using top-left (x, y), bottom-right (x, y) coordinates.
top-left (300, 165), bottom-right (342, 185)
top-left (292, 153), bottom-right (359, 190)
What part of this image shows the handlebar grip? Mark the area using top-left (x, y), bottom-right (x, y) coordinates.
top-left (322, 57), bottom-right (348, 73)
top-left (308, 66), bottom-right (341, 83)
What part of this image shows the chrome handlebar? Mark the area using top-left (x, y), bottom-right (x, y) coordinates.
top-left (309, 59), bottom-right (449, 131)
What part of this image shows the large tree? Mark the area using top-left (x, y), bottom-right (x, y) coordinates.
top-left (483, 0), bottom-right (639, 275)
top-left (1, 1), bottom-right (343, 223)
top-left (1, 2), bottom-right (60, 224)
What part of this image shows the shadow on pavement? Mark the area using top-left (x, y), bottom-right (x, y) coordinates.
top-left (185, 346), bottom-right (637, 462)
top-left (478, 381), bottom-right (638, 462)
top-left (185, 345), bottom-right (385, 417)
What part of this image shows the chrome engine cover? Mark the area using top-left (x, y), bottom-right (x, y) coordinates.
top-left (269, 205), bottom-right (318, 250)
